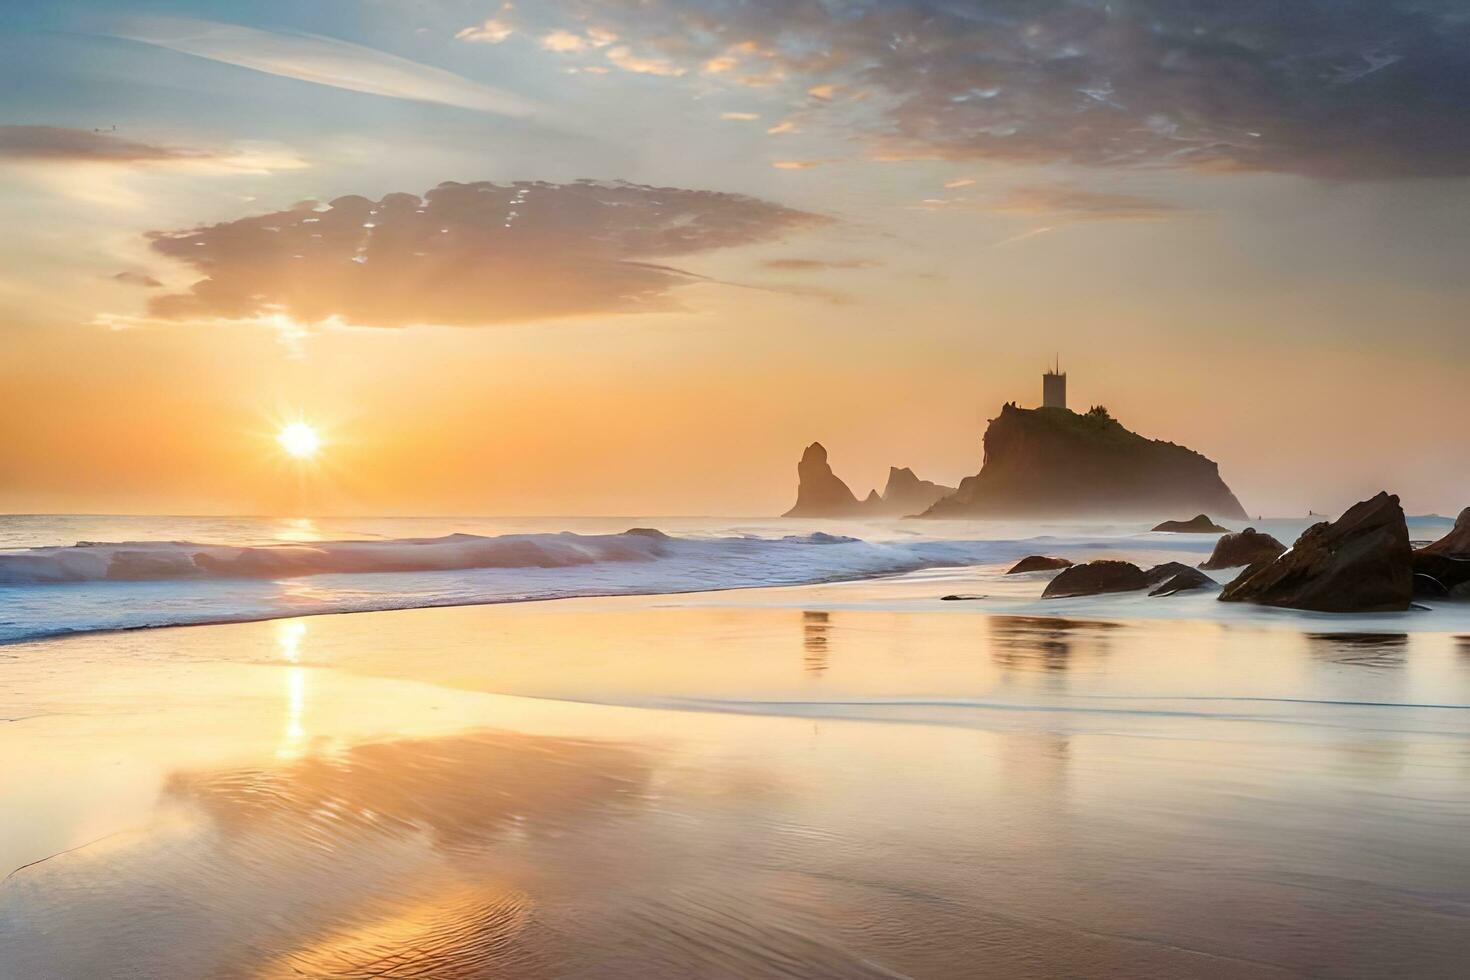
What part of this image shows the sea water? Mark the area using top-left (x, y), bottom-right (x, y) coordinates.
top-left (0, 513), bottom-right (1463, 643)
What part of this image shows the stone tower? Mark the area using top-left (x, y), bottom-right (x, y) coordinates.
top-left (1042, 356), bottom-right (1067, 410)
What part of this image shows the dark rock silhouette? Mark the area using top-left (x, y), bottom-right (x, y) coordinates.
top-left (1412, 507), bottom-right (1470, 597)
top-left (1420, 507), bottom-right (1470, 556)
top-left (880, 466), bottom-right (955, 515)
top-left (1152, 514), bottom-right (1229, 533)
top-left (1043, 560), bottom-right (1148, 598)
top-left (784, 443), bottom-right (865, 517)
top-left (1007, 555), bottom-right (1073, 574)
top-left (1143, 562), bottom-right (1200, 587)
top-left (1219, 492), bottom-right (1413, 612)
top-left (1200, 527), bottom-right (1287, 570)
top-left (783, 443), bottom-right (954, 518)
top-left (1147, 566), bottom-right (1218, 596)
top-left (921, 404), bottom-right (1246, 519)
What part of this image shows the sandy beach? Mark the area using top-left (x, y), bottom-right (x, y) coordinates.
top-left (5, 568), bottom-right (1469, 978)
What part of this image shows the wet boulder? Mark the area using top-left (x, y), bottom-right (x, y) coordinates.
top-left (1147, 566), bottom-right (1218, 596)
top-left (1151, 514), bottom-right (1229, 533)
top-left (1006, 555), bottom-right (1073, 574)
top-left (1412, 509), bottom-right (1470, 597)
top-left (1043, 560), bottom-right (1148, 598)
top-left (1219, 492), bottom-right (1413, 612)
top-left (1420, 507), bottom-right (1470, 556)
top-left (1200, 527), bottom-right (1286, 570)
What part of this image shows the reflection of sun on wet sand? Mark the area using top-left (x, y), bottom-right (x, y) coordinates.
top-left (4, 575), bottom-right (1470, 977)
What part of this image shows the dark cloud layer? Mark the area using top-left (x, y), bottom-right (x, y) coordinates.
top-left (0, 126), bottom-right (186, 163)
top-left (534, 0), bottom-right (1470, 179)
top-left (146, 180), bottom-right (827, 326)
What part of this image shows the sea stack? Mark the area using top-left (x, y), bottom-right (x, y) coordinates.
top-left (784, 442), bottom-right (865, 518)
top-left (783, 444), bottom-right (954, 518)
top-left (922, 403), bottom-right (1247, 520)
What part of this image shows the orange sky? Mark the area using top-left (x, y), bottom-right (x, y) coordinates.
top-left (2, 2), bottom-right (1469, 518)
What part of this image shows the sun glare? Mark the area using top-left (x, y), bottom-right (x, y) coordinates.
top-left (276, 422), bottom-right (321, 459)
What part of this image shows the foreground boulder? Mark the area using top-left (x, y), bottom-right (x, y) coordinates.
top-left (1200, 527), bottom-right (1286, 570)
top-left (1420, 507), bottom-right (1470, 555)
top-left (1152, 515), bottom-right (1229, 533)
top-left (1412, 507), bottom-right (1470, 597)
top-left (1007, 555), bottom-right (1073, 574)
top-left (1043, 560), bottom-right (1148, 598)
top-left (1219, 492), bottom-right (1413, 612)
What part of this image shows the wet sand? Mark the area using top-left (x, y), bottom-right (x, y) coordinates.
top-left (4, 571), bottom-right (1470, 978)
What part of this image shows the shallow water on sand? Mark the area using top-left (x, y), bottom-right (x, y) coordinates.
top-left (3, 573), bottom-right (1470, 978)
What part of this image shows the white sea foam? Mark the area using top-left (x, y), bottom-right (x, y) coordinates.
top-left (0, 528), bottom-right (1084, 643)
top-left (0, 514), bottom-right (1459, 644)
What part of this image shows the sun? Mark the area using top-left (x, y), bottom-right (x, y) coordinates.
top-left (276, 422), bottom-right (321, 459)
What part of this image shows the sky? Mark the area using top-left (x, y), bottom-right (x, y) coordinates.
top-left (1, 0), bottom-right (1468, 517)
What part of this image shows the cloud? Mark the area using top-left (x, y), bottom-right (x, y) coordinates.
top-left (989, 185), bottom-right (1180, 221)
top-left (762, 257), bottom-right (878, 271)
top-left (520, 0), bottom-right (1470, 179)
top-left (0, 126), bottom-right (185, 163)
top-left (991, 226), bottom-right (1056, 249)
top-left (540, 29), bottom-right (590, 53)
top-left (911, 183), bottom-right (1178, 221)
top-left (720, 112), bottom-right (760, 121)
top-left (112, 271), bottom-right (163, 288)
top-left (604, 46), bottom-right (685, 77)
top-left (455, 19), bottom-right (514, 44)
top-left (0, 127), bottom-right (307, 207)
top-left (117, 16), bottom-right (537, 117)
top-left (771, 159), bottom-right (826, 170)
top-left (142, 179), bottom-right (829, 327)
top-left (766, 120), bottom-right (799, 135)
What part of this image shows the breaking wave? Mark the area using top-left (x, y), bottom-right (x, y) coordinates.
top-left (1, 528), bottom-right (1121, 644)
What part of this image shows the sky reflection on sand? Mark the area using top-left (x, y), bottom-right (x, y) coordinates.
top-left (4, 577), bottom-right (1470, 977)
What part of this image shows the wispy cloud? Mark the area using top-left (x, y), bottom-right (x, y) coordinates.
top-left (0, 126), bottom-right (307, 208)
top-left (455, 19), bottom-right (514, 44)
top-left (912, 183), bottom-right (1180, 222)
top-left (762, 257), bottom-right (878, 271)
top-left (0, 126), bottom-right (184, 163)
top-left (989, 185), bottom-right (1181, 221)
top-left (116, 17), bottom-right (537, 117)
top-left (990, 226), bottom-right (1055, 248)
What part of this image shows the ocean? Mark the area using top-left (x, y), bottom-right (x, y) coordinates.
top-left (1, 512), bottom-right (1464, 644)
